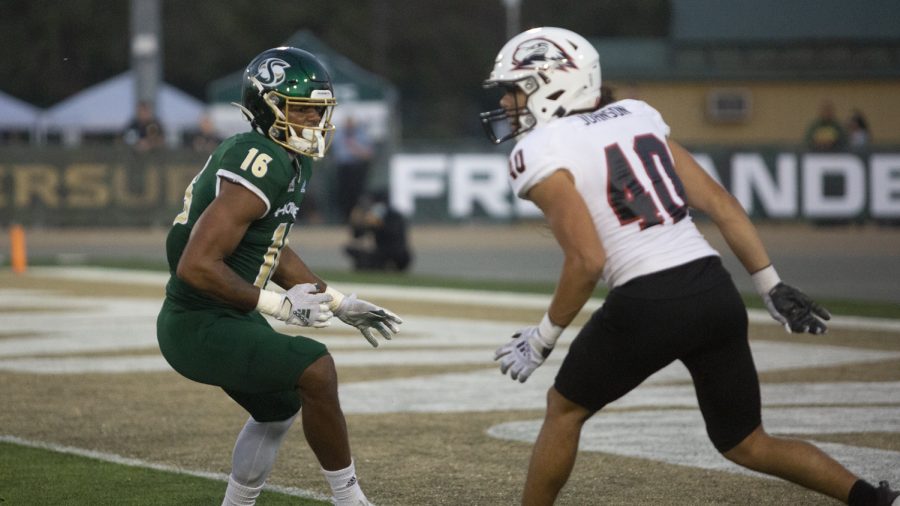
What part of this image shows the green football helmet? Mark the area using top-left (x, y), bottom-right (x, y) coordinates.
top-left (236, 47), bottom-right (337, 158)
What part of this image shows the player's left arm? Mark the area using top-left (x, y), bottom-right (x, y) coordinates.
top-left (495, 169), bottom-right (605, 382)
top-left (668, 139), bottom-right (830, 334)
top-left (668, 139), bottom-right (771, 274)
top-left (272, 243), bottom-right (403, 347)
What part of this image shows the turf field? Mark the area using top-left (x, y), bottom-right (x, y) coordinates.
top-left (1, 265), bottom-right (898, 505)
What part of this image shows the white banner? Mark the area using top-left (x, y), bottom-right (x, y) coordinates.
top-left (390, 152), bottom-right (900, 220)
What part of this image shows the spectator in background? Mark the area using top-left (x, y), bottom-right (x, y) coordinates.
top-left (344, 191), bottom-right (412, 272)
top-left (192, 113), bottom-right (222, 154)
top-left (805, 101), bottom-right (847, 152)
top-left (124, 101), bottom-right (165, 152)
top-left (847, 110), bottom-right (870, 150)
top-left (332, 117), bottom-right (374, 223)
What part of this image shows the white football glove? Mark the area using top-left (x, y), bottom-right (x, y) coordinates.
top-left (257, 283), bottom-right (333, 328)
top-left (494, 314), bottom-right (563, 383)
top-left (333, 293), bottom-right (403, 347)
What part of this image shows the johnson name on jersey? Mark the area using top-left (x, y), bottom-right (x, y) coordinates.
top-left (165, 130), bottom-right (313, 310)
top-left (507, 99), bottom-right (719, 288)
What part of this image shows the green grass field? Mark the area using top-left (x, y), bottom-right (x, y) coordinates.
top-left (2, 259), bottom-right (899, 505)
top-left (0, 441), bottom-right (328, 506)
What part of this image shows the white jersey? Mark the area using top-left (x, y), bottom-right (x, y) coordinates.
top-left (508, 99), bottom-right (719, 288)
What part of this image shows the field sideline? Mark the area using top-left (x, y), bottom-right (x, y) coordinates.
top-left (1, 266), bottom-right (899, 505)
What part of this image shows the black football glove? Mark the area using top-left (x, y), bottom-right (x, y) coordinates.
top-left (763, 282), bottom-right (832, 334)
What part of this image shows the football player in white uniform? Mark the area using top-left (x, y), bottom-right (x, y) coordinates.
top-left (482, 27), bottom-right (899, 506)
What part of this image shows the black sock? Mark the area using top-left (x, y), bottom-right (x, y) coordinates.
top-left (849, 480), bottom-right (877, 506)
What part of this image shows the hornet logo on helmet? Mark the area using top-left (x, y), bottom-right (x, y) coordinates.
top-left (255, 58), bottom-right (291, 87)
top-left (511, 38), bottom-right (578, 72)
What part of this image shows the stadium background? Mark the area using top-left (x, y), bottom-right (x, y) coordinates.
top-left (1, 1), bottom-right (899, 505)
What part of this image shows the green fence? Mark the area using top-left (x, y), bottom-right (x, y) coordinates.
top-left (2, 145), bottom-right (899, 226)
top-left (0, 147), bottom-right (210, 227)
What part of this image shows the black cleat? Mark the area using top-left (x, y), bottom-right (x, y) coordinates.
top-left (876, 481), bottom-right (900, 506)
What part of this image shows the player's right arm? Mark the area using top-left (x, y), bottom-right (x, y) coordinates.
top-left (527, 170), bottom-right (606, 328)
top-left (177, 177), bottom-right (333, 327)
top-left (494, 169), bottom-right (606, 383)
top-left (176, 178), bottom-right (268, 312)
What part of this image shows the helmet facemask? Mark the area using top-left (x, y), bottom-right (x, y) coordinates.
top-left (480, 75), bottom-right (540, 144)
top-left (262, 85), bottom-right (336, 159)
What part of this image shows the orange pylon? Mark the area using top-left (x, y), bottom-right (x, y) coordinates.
top-left (10, 224), bottom-right (27, 273)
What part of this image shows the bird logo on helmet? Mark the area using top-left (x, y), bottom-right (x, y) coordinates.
top-left (511, 38), bottom-right (578, 72)
top-left (254, 58), bottom-right (290, 87)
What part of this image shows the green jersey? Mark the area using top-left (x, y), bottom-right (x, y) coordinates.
top-left (165, 130), bottom-right (313, 310)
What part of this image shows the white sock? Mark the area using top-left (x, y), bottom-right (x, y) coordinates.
top-left (322, 459), bottom-right (367, 505)
top-left (222, 475), bottom-right (264, 506)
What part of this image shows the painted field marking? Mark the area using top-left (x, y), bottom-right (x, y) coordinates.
top-left (2, 288), bottom-right (898, 375)
top-left (336, 364), bottom-right (900, 414)
top-left (487, 407), bottom-right (900, 485)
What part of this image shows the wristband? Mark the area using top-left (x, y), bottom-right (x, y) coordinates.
top-left (325, 285), bottom-right (346, 312)
top-left (751, 265), bottom-right (781, 296)
top-left (256, 289), bottom-right (284, 317)
top-left (537, 313), bottom-right (565, 347)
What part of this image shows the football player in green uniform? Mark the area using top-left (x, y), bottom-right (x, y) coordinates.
top-left (157, 47), bottom-right (401, 506)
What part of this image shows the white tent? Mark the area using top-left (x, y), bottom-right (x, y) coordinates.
top-left (0, 90), bottom-right (41, 131)
top-left (39, 71), bottom-right (206, 146)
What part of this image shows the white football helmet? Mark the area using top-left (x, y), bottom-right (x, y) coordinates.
top-left (481, 27), bottom-right (601, 144)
